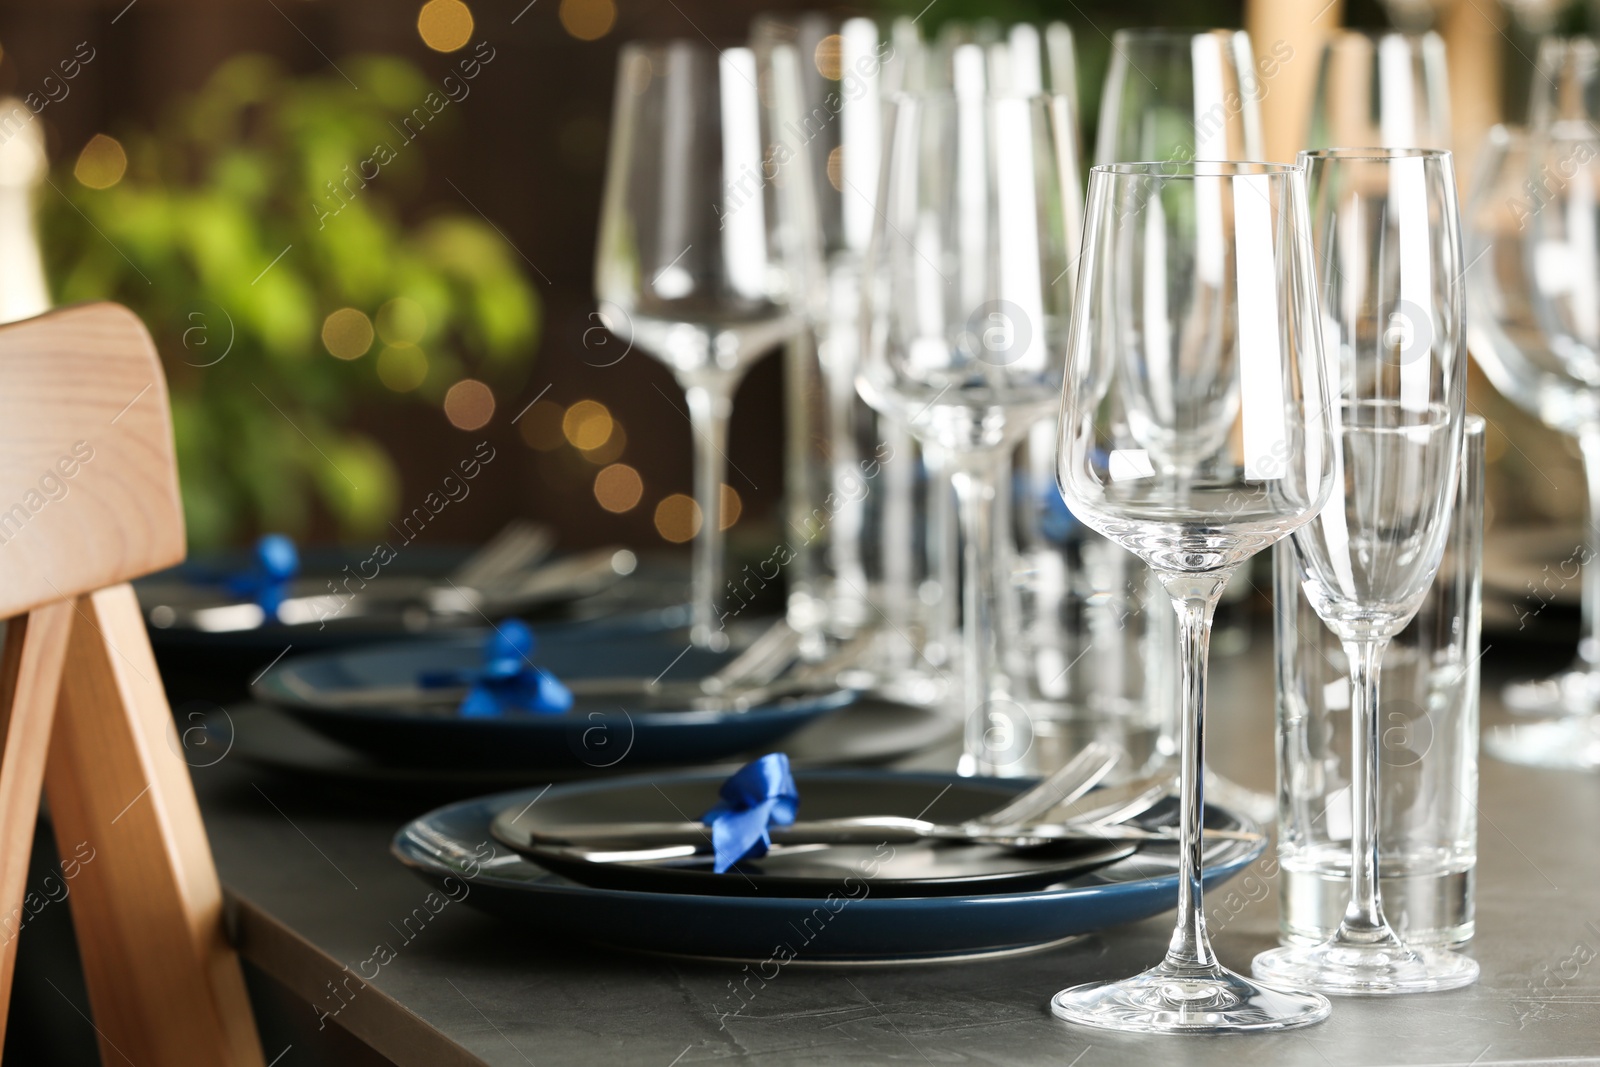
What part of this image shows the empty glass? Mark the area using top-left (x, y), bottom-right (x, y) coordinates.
top-left (755, 15), bottom-right (914, 653)
top-left (1051, 161), bottom-right (1336, 1034)
top-left (1274, 417), bottom-right (1483, 949)
top-left (1529, 36), bottom-right (1600, 132)
top-left (1252, 148), bottom-right (1476, 995)
top-left (1093, 25), bottom-right (1275, 822)
top-left (1467, 125), bottom-right (1600, 760)
top-left (1305, 31), bottom-right (1451, 152)
top-left (1093, 28), bottom-right (1262, 166)
top-left (595, 42), bottom-right (802, 650)
top-left (860, 88), bottom-right (1077, 775)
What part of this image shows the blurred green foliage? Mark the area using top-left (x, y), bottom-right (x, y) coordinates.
top-left (41, 54), bottom-right (540, 548)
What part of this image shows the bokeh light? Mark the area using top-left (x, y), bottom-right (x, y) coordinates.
top-left (518, 400), bottom-right (566, 450)
top-left (594, 463), bottom-right (643, 513)
top-left (321, 308), bottom-right (374, 360)
top-left (654, 494), bottom-right (702, 543)
top-left (74, 134), bottom-right (127, 189)
top-left (559, 0), bottom-right (616, 41)
top-left (580, 421), bottom-right (626, 465)
top-left (376, 345), bottom-right (428, 392)
top-left (376, 297), bottom-right (427, 345)
top-left (444, 378), bottom-right (495, 430)
top-left (719, 484), bottom-right (742, 530)
top-left (418, 0), bottom-right (474, 52)
top-left (562, 400), bottom-right (613, 451)
top-left (826, 146), bottom-right (845, 192)
top-left (814, 34), bottom-right (845, 80)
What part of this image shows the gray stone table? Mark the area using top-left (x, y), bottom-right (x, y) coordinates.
top-left (191, 639), bottom-right (1600, 1067)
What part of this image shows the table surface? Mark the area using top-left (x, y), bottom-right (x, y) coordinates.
top-left (191, 633), bottom-right (1600, 1067)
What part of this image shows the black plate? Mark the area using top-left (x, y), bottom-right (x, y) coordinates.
top-left (487, 772), bottom-right (1139, 897)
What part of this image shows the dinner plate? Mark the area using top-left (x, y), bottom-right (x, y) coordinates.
top-left (392, 770), bottom-right (1263, 963)
top-left (489, 774), bottom-right (1138, 897)
top-left (199, 697), bottom-right (956, 789)
top-left (252, 628), bottom-right (855, 769)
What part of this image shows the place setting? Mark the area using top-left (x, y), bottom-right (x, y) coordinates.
top-left (20, 1), bottom-right (1600, 1062)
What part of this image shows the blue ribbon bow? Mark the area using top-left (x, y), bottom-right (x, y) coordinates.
top-left (225, 534), bottom-right (299, 620)
top-left (418, 619), bottom-right (573, 718)
top-left (700, 753), bottom-right (799, 873)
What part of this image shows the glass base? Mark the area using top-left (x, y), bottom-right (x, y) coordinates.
top-left (1485, 715), bottom-right (1600, 770)
top-left (1502, 667), bottom-right (1600, 716)
top-left (1050, 962), bottom-right (1330, 1034)
top-left (1252, 939), bottom-right (1479, 995)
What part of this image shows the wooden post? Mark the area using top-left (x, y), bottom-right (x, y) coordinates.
top-left (1246, 0), bottom-right (1345, 161)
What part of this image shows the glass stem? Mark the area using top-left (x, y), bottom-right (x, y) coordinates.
top-left (949, 446), bottom-right (1016, 775)
top-left (1335, 636), bottom-right (1399, 944)
top-left (1576, 433), bottom-right (1600, 673)
top-left (1157, 571), bottom-right (1231, 972)
top-left (684, 379), bottom-right (736, 650)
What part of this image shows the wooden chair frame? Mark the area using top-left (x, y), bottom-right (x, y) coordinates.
top-left (0, 303), bottom-right (262, 1065)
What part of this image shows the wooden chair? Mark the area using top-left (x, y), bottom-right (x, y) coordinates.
top-left (0, 302), bottom-right (263, 1065)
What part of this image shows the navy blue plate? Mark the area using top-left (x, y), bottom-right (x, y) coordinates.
top-left (392, 770), bottom-right (1264, 963)
top-left (253, 627), bottom-right (855, 770)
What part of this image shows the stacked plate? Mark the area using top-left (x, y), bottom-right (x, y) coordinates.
top-left (210, 618), bottom-right (955, 790)
top-left (393, 769), bottom-right (1264, 962)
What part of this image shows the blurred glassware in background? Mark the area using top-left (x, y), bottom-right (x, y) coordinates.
top-left (754, 14), bottom-right (916, 666)
top-left (595, 41), bottom-right (802, 650)
top-left (860, 80), bottom-right (1077, 776)
top-left (1469, 122), bottom-right (1600, 767)
top-left (1528, 35), bottom-right (1600, 133)
top-left (1273, 418), bottom-right (1483, 950)
top-left (1052, 159), bottom-right (1336, 1034)
top-left (1254, 146), bottom-right (1476, 996)
top-left (1305, 30), bottom-right (1451, 151)
top-left (1088, 27), bottom-right (1270, 815)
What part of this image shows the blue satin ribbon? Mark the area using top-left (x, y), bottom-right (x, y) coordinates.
top-left (700, 753), bottom-right (799, 873)
top-left (418, 619), bottom-right (573, 718)
top-left (225, 534), bottom-right (299, 619)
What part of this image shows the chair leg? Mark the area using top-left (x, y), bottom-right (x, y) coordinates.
top-left (44, 584), bottom-right (263, 1067)
top-left (0, 602), bottom-right (75, 1051)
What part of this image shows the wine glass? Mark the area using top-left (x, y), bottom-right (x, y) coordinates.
top-left (1465, 123), bottom-right (1600, 742)
top-left (1094, 26), bottom-right (1275, 818)
top-left (1093, 28), bottom-right (1262, 166)
top-left (1051, 161), bottom-right (1336, 1033)
top-left (1305, 30), bottom-right (1451, 151)
top-left (596, 42), bottom-right (802, 650)
top-left (859, 88), bottom-right (1077, 776)
top-left (1468, 125), bottom-right (1600, 763)
top-left (1253, 148), bottom-right (1477, 994)
top-left (1529, 36), bottom-right (1600, 133)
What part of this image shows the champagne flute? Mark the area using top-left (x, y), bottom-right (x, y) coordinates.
top-left (596, 42), bottom-right (802, 649)
top-left (860, 87), bottom-right (1077, 776)
top-left (1253, 148), bottom-right (1477, 993)
top-left (1305, 30), bottom-right (1451, 151)
top-left (1094, 26), bottom-right (1275, 815)
top-left (1052, 161), bottom-right (1336, 1033)
top-left (1094, 28), bottom-right (1262, 166)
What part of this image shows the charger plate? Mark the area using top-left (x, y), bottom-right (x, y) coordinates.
top-left (392, 769), bottom-right (1263, 963)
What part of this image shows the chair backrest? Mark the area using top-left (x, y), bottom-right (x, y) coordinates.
top-left (0, 302), bottom-right (185, 618)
